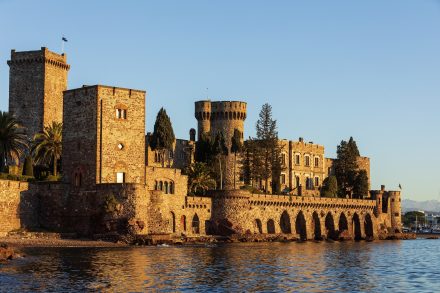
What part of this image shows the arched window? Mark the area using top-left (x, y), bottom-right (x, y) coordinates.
top-left (164, 181), bottom-right (169, 194)
top-left (170, 182), bottom-right (174, 194)
top-left (159, 181), bottom-right (163, 191)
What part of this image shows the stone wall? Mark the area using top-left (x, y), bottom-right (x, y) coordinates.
top-left (0, 180), bottom-right (37, 236)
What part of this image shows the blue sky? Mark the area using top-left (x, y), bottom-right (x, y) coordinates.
top-left (0, 0), bottom-right (439, 200)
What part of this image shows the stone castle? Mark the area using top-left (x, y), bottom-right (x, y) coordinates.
top-left (0, 47), bottom-right (403, 241)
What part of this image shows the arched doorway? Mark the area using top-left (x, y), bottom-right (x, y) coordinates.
top-left (280, 211), bottom-right (292, 233)
top-left (365, 213), bottom-right (374, 239)
top-left (353, 213), bottom-right (362, 240)
top-left (325, 212), bottom-right (336, 240)
top-left (339, 213), bottom-right (348, 233)
top-left (170, 212), bottom-right (176, 233)
top-left (312, 211), bottom-right (322, 240)
top-left (181, 215), bottom-right (187, 232)
top-left (267, 219), bottom-right (276, 234)
top-left (192, 214), bottom-right (200, 234)
top-left (255, 219), bottom-right (263, 234)
top-left (295, 211), bottom-right (307, 240)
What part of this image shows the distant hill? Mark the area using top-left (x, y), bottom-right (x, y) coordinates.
top-left (402, 199), bottom-right (440, 213)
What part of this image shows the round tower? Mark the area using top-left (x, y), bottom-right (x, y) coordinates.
top-left (210, 101), bottom-right (247, 190)
top-left (195, 101), bottom-right (211, 140)
top-left (389, 191), bottom-right (402, 232)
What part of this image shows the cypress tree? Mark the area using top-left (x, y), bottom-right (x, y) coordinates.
top-left (353, 170), bottom-right (369, 199)
top-left (321, 175), bottom-right (338, 198)
top-left (150, 108), bottom-right (175, 167)
top-left (334, 137), bottom-right (360, 198)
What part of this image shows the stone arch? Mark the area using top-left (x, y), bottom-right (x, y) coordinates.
top-left (365, 213), bottom-right (374, 239)
top-left (255, 219), bottom-right (263, 234)
top-left (267, 219), bottom-right (276, 234)
top-left (170, 212), bottom-right (176, 233)
top-left (338, 212), bottom-right (349, 233)
top-left (192, 213), bottom-right (200, 234)
top-left (353, 213), bottom-right (362, 240)
top-left (312, 211), bottom-right (322, 240)
top-left (295, 211), bottom-right (307, 240)
top-left (280, 211), bottom-right (292, 233)
top-left (325, 212), bottom-right (336, 240)
top-left (181, 215), bottom-right (187, 232)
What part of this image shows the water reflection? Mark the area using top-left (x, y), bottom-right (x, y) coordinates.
top-left (0, 240), bottom-right (439, 292)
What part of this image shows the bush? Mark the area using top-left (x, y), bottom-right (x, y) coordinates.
top-left (240, 185), bottom-right (263, 194)
top-left (0, 172), bottom-right (35, 182)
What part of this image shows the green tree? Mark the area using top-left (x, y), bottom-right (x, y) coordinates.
top-left (230, 129), bottom-right (243, 190)
top-left (403, 211), bottom-right (425, 227)
top-left (195, 132), bottom-right (213, 164)
top-left (334, 137), bottom-right (360, 198)
top-left (353, 170), bottom-right (369, 199)
top-left (0, 112), bottom-right (28, 172)
top-left (32, 121), bottom-right (63, 177)
top-left (186, 162), bottom-right (216, 195)
top-left (241, 138), bottom-right (260, 186)
top-left (255, 103), bottom-right (281, 193)
top-left (211, 132), bottom-right (228, 190)
top-left (22, 155), bottom-right (34, 177)
top-left (321, 175), bottom-right (338, 198)
top-left (150, 108), bottom-right (175, 167)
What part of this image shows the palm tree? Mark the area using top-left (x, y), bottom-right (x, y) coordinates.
top-left (186, 162), bottom-right (216, 195)
top-left (0, 112), bottom-right (28, 172)
top-left (32, 121), bottom-right (63, 177)
top-left (231, 129), bottom-right (243, 190)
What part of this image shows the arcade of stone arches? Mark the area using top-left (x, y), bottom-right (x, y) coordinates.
top-left (254, 210), bottom-right (375, 241)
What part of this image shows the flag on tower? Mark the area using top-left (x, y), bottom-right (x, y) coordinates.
top-left (62, 37), bottom-right (68, 42)
top-left (399, 183), bottom-right (402, 190)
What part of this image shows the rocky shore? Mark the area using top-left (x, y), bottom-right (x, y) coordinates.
top-left (0, 231), bottom-right (423, 250)
top-left (0, 244), bottom-right (22, 263)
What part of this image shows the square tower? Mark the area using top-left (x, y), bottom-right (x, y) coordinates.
top-left (7, 47), bottom-right (70, 139)
top-left (62, 85), bottom-right (146, 187)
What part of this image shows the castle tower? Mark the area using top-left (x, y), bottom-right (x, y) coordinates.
top-left (389, 190), bottom-right (402, 232)
top-left (7, 47), bottom-right (70, 139)
top-left (195, 100), bottom-right (247, 190)
top-left (195, 101), bottom-right (211, 139)
top-left (62, 85), bottom-right (146, 187)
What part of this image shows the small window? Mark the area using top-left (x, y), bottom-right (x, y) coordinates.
top-left (314, 157), bottom-right (319, 167)
top-left (315, 177), bottom-right (319, 187)
top-left (281, 174), bottom-right (286, 185)
top-left (281, 153), bottom-right (286, 166)
top-left (305, 156), bottom-right (310, 167)
top-left (116, 109), bottom-right (127, 119)
top-left (295, 154), bottom-right (300, 165)
top-left (116, 172), bottom-right (125, 183)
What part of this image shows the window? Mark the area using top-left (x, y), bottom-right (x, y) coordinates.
top-left (295, 154), bottom-right (300, 165)
top-left (281, 173), bottom-right (286, 185)
top-left (305, 156), bottom-right (310, 167)
top-left (315, 177), bottom-right (319, 187)
top-left (169, 150), bottom-right (174, 159)
top-left (116, 108), bottom-right (127, 119)
top-left (74, 173), bottom-right (82, 187)
top-left (306, 177), bottom-right (313, 190)
top-left (281, 153), bottom-right (286, 166)
top-left (314, 157), bottom-right (319, 167)
top-left (116, 172), bottom-right (125, 183)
